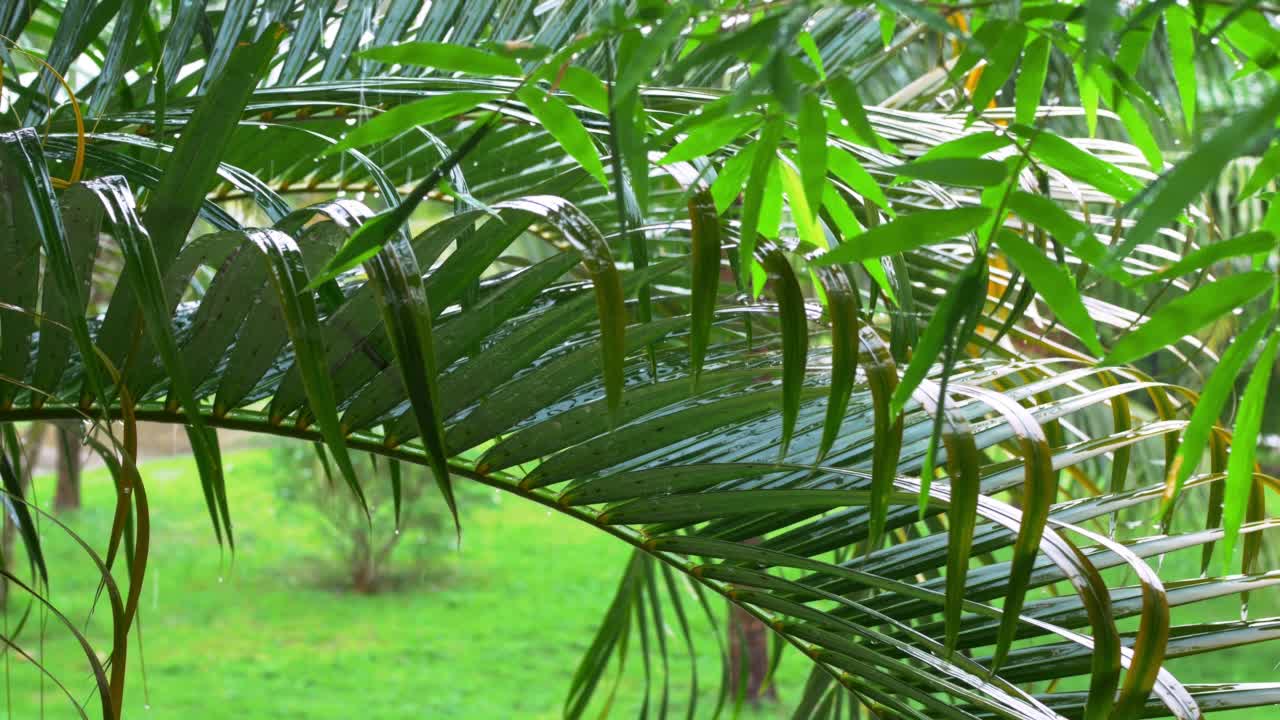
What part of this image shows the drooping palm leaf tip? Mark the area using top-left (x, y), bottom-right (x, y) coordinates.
top-left (2, 1), bottom-right (1280, 717)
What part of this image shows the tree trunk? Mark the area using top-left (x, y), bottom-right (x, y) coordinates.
top-left (0, 425), bottom-right (40, 608)
top-left (728, 604), bottom-right (777, 704)
top-left (53, 421), bottom-right (82, 511)
top-left (727, 537), bottom-right (778, 705)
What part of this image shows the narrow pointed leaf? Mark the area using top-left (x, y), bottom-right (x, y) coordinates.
top-left (887, 158), bottom-right (1008, 188)
top-left (325, 92), bottom-right (501, 156)
top-left (358, 41), bottom-right (523, 76)
top-left (1221, 330), bottom-right (1280, 571)
top-left (797, 94), bottom-right (828, 221)
top-left (813, 207), bottom-right (990, 266)
top-left (762, 248), bottom-right (809, 460)
top-left (738, 117), bottom-right (784, 287)
top-left (1105, 89), bottom-right (1280, 269)
top-left (828, 75), bottom-right (894, 153)
top-left (1104, 272), bottom-right (1275, 365)
top-left (1015, 36), bottom-right (1052, 126)
top-left (517, 86), bottom-right (608, 187)
top-left (1164, 313), bottom-right (1272, 511)
top-left (995, 228), bottom-right (1103, 356)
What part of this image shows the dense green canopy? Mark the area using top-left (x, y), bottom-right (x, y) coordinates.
top-left (2, 1), bottom-right (1280, 718)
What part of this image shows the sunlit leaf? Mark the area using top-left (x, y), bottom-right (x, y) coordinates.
top-left (358, 41), bottom-right (523, 76)
top-left (1221, 329), bottom-right (1280, 571)
top-left (812, 207), bottom-right (990, 265)
top-left (1104, 272), bottom-right (1275, 365)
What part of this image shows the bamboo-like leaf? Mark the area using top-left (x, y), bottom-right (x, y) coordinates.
top-left (827, 147), bottom-right (890, 212)
top-left (1105, 89), bottom-right (1280, 269)
top-left (995, 227), bottom-right (1104, 356)
top-left (827, 75), bottom-right (894, 153)
top-left (917, 132), bottom-right (1011, 163)
top-left (1084, 0), bottom-right (1119, 67)
top-left (887, 158), bottom-right (1008, 188)
top-left (969, 24), bottom-right (1026, 118)
top-left (325, 92), bottom-right (501, 155)
top-left (738, 117), bottom-right (784, 287)
top-left (358, 41), bottom-right (523, 76)
top-left (797, 94), bottom-right (828, 221)
top-left (659, 114), bottom-right (761, 165)
top-left (1103, 272), bottom-right (1275, 365)
top-left (312, 117), bottom-right (498, 285)
top-left (1239, 141), bottom-right (1280, 202)
top-left (613, 4), bottom-right (691, 101)
top-left (517, 86), bottom-right (608, 187)
top-left (1010, 125), bottom-right (1143, 203)
top-left (812, 207), bottom-right (990, 266)
top-left (887, 261), bottom-right (980, 419)
top-left (778, 159), bottom-right (825, 251)
top-left (1133, 231), bottom-right (1277, 286)
top-left (1164, 313), bottom-right (1271, 512)
top-left (1220, 329), bottom-right (1280, 571)
top-left (1164, 5), bottom-right (1197, 134)
top-left (558, 66), bottom-right (609, 114)
top-left (1015, 36), bottom-right (1052, 126)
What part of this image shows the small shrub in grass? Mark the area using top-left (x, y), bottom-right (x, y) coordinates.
top-left (269, 442), bottom-right (451, 593)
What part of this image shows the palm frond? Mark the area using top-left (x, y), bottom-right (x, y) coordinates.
top-left (2, 2), bottom-right (1280, 719)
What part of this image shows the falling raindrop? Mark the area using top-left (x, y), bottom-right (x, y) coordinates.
top-left (344, 117), bottom-right (357, 126)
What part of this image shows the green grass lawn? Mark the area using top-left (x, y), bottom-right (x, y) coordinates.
top-left (2, 447), bottom-right (805, 718)
top-left (2, 446), bottom-right (1277, 718)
